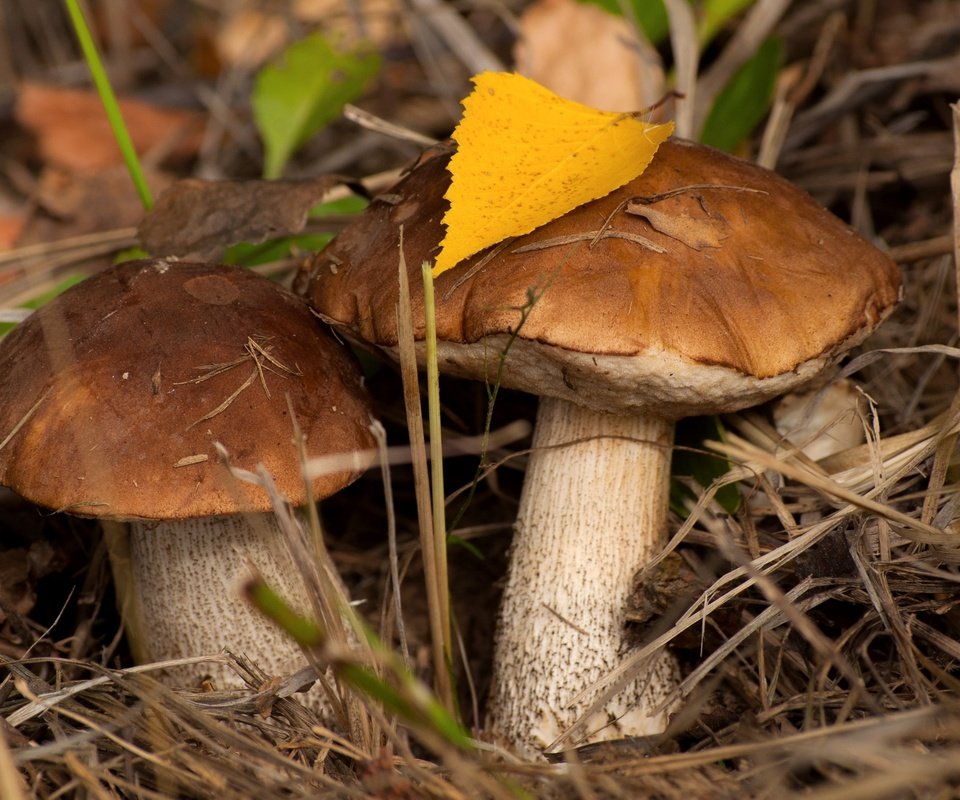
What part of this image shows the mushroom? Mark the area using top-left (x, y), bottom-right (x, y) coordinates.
top-left (0, 259), bottom-right (375, 697)
top-left (773, 379), bottom-right (867, 461)
top-left (294, 139), bottom-right (902, 752)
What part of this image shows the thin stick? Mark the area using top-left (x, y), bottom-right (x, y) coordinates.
top-left (371, 419), bottom-right (410, 666)
top-left (662, 0), bottom-right (698, 138)
top-left (0, 726), bottom-right (27, 800)
top-left (711, 435), bottom-right (951, 545)
top-left (395, 234), bottom-right (453, 713)
top-left (928, 103), bottom-right (960, 532)
top-left (951, 102), bottom-right (960, 340)
top-left (422, 260), bottom-right (453, 708)
top-left (304, 419), bottom-right (531, 480)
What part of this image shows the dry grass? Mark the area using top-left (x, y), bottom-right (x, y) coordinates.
top-left (3, 1), bottom-right (960, 798)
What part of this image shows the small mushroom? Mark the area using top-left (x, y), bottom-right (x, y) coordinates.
top-left (773, 379), bottom-right (866, 461)
top-left (295, 139), bottom-right (902, 753)
top-left (0, 259), bottom-right (375, 696)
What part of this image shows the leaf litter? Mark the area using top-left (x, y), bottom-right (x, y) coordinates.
top-left (138, 176), bottom-right (345, 261)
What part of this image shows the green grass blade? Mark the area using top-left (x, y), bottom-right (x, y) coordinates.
top-left (246, 579), bottom-right (326, 648)
top-left (246, 576), bottom-right (472, 750)
top-left (421, 261), bottom-right (453, 704)
top-left (63, 0), bottom-right (153, 210)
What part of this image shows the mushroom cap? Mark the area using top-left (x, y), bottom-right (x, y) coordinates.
top-left (296, 139), bottom-right (902, 419)
top-left (0, 259), bottom-right (375, 520)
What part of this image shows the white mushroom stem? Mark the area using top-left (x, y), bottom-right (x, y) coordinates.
top-left (487, 396), bottom-right (680, 754)
top-left (120, 515), bottom-right (325, 697)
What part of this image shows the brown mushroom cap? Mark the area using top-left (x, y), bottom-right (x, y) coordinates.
top-left (297, 139), bottom-right (901, 419)
top-left (0, 259), bottom-right (374, 520)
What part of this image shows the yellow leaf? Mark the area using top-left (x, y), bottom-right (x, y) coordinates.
top-left (433, 71), bottom-right (674, 276)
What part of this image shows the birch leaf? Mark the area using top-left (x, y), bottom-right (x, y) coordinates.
top-left (252, 34), bottom-right (380, 180)
top-left (434, 72), bottom-right (674, 276)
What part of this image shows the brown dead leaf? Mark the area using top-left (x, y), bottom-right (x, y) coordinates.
top-left (15, 166), bottom-right (172, 248)
top-left (138, 175), bottom-right (343, 260)
top-left (513, 0), bottom-right (665, 112)
top-left (0, 216), bottom-right (26, 251)
top-left (15, 82), bottom-right (205, 173)
top-left (34, 166), bottom-right (171, 227)
top-left (625, 198), bottom-right (726, 250)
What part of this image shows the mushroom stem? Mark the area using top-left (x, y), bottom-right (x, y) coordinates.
top-left (127, 514), bottom-right (319, 693)
top-left (487, 395), bottom-right (680, 754)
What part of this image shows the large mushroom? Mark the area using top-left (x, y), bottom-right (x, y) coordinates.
top-left (0, 259), bottom-right (375, 696)
top-left (295, 139), bottom-right (902, 752)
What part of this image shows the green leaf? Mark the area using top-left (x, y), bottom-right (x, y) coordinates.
top-left (578, 0), bottom-right (759, 47)
top-left (115, 246), bottom-right (150, 262)
top-left (223, 233), bottom-right (336, 267)
top-left (670, 415), bottom-right (741, 516)
top-left (310, 194), bottom-right (370, 216)
top-left (577, 0), bottom-right (669, 43)
top-left (252, 34), bottom-right (380, 179)
top-left (699, 36), bottom-right (782, 152)
top-left (699, 0), bottom-right (757, 45)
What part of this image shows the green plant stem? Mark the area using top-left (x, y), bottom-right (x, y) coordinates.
top-left (245, 577), bottom-right (472, 751)
top-left (422, 261), bottom-right (452, 692)
top-left (64, 0), bottom-right (153, 210)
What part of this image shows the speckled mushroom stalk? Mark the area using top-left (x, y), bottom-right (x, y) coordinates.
top-left (296, 139), bottom-right (902, 754)
top-left (123, 515), bottom-right (319, 690)
top-left (488, 399), bottom-right (679, 749)
top-left (0, 260), bottom-right (375, 701)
